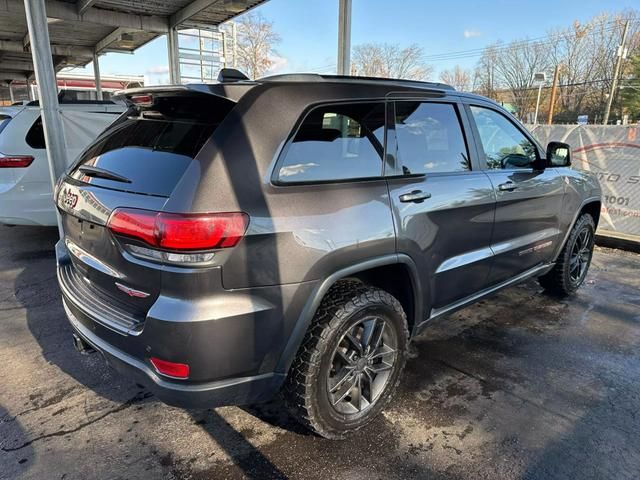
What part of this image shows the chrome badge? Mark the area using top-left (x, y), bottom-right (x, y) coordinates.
top-left (61, 188), bottom-right (79, 210)
top-left (115, 282), bottom-right (150, 298)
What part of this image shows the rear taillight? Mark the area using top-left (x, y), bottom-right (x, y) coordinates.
top-left (107, 208), bottom-right (248, 254)
top-left (0, 155), bottom-right (34, 168)
top-left (150, 357), bottom-right (189, 379)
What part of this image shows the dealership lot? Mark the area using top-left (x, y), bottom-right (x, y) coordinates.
top-left (1, 224), bottom-right (639, 480)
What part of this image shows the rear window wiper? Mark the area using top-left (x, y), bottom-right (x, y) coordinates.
top-left (78, 165), bottom-right (132, 183)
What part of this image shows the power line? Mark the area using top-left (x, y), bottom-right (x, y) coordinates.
top-left (425, 17), bottom-right (637, 60)
top-left (487, 77), bottom-right (617, 95)
top-left (423, 18), bottom-right (639, 62)
top-left (425, 24), bottom-right (624, 61)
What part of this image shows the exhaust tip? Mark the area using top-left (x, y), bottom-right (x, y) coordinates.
top-left (72, 333), bottom-right (95, 355)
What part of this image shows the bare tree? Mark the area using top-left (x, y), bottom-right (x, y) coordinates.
top-left (235, 12), bottom-right (281, 79)
top-left (471, 9), bottom-right (640, 122)
top-left (548, 21), bottom-right (598, 118)
top-left (439, 65), bottom-right (473, 90)
top-left (493, 39), bottom-right (551, 119)
top-left (474, 44), bottom-right (499, 98)
top-left (352, 43), bottom-right (432, 80)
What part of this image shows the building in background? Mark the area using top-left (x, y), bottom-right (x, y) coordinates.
top-left (0, 73), bottom-right (144, 106)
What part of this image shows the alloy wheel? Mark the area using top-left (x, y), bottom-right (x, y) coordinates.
top-left (326, 316), bottom-right (398, 415)
top-left (569, 227), bottom-right (592, 284)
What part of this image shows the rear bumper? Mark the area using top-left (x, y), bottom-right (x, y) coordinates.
top-left (64, 300), bottom-right (285, 408)
top-left (0, 181), bottom-right (57, 226)
top-left (56, 240), bottom-right (315, 409)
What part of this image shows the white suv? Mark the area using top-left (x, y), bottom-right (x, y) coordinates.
top-left (0, 101), bottom-right (124, 226)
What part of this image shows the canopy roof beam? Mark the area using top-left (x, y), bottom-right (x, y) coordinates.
top-left (0, 39), bottom-right (94, 58)
top-left (0, 59), bottom-right (35, 71)
top-left (2, 0), bottom-right (169, 33)
top-left (0, 71), bottom-right (32, 81)
top-left (77, 0), bottom-right (97, 15)
top-left (170, 0), bottom-right (218, 28)
top-left (94, 27), bottom-right (135, 54)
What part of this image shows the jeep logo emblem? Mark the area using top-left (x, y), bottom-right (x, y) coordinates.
top-left (62, 188), bottom-right (78, 210)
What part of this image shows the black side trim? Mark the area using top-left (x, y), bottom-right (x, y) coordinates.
top-left (553, 196), bottom-right (601, 262)
top-left (275, 253), bottom-right (422, 374)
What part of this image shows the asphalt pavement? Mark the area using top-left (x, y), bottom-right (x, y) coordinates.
top-left (1, 225), bottom-right (639, 480)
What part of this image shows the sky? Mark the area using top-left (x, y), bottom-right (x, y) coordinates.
top-left (64, 0), bottom-right (638, 85)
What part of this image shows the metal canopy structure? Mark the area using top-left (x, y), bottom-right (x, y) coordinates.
top-left (0, 0), bottom-right (266, 236)
top-left (0, 0), bottom-right (266, 85)
top-left (0, 0), bottom-right (349, 236)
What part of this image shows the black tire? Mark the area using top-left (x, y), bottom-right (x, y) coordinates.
top-left (539, 213), bottom-right (595, 296)
top-left (284, 281), bottom-right (409, 439)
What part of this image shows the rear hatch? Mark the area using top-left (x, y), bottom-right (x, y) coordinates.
top-left (57, 89), bottom-right (238, 334)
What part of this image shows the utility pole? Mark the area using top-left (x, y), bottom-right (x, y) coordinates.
top-left (603, 20), bottom-right (629, 125)
top-left (547, 65), bottom-right (560, 125)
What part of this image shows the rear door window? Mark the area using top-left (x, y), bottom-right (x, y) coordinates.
top-left (394, 102), bottom-right (470, 174)
top-left (25, 116), bottom-right (46, 149)
top-left (276, 102), bottom-right (386, 183)
top-left (69, 94), bottom-right (235, 196)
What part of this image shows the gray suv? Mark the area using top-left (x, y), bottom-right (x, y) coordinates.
top-left (55, 72), bottom-right (601, 439)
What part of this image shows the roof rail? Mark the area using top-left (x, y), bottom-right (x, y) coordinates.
top-left (258, 73), bottom-right (455, 91)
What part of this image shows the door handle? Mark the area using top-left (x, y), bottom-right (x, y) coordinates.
top-left (498, 182), bottom-right (518, 192)
top-left (399, 190), bottom-right (431, 203)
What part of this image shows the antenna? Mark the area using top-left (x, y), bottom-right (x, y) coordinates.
top-left (217, 68), bottom-right (249, 83)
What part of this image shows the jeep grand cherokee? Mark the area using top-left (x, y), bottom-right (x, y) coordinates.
top-left (55, 71), bottom-right (601, 439)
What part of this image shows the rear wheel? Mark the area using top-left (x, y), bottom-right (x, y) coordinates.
top-left (284, 282), bottom-right (409, 439)
top-left (539, 213), bottom-right (595, 296)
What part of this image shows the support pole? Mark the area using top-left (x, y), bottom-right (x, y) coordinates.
top-left (232, 22), bottom-right (237, 68)
top-left (221, 29), bottom-right (227, 70)
top-left (167, 27), bottom-right (181, 84)
top-left (26, 81), bottom-right (34, 101)
top-left (547, 65), bottom-right (560, 125)
top-left (337, 0), bottom-right (352, 76)
top-left (8, 82), bottom-right (15, 104)
top-left (603, 20), bottom-right (629, 125)
top-left (93, 53), bottom-right (103, 100)
top-left (23, 0), bottom-right (66, 237)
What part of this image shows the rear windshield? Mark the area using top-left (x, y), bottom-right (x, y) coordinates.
top-left (69, 93), bottom-right (235, 196)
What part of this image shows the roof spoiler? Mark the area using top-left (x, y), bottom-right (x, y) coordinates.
top-left (113, 82), bottom-right (256, 104)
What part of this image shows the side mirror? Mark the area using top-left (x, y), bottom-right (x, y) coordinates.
top-left (546, 141), bottom-right (571, 167)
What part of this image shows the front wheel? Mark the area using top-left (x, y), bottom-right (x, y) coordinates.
top-left (539, 213), bottom-right (595, 296)
top-left (284, 282), bottom-right (409, 439)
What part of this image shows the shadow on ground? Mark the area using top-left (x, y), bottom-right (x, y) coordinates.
top-left (2, 223), bottom-right (639, 479)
